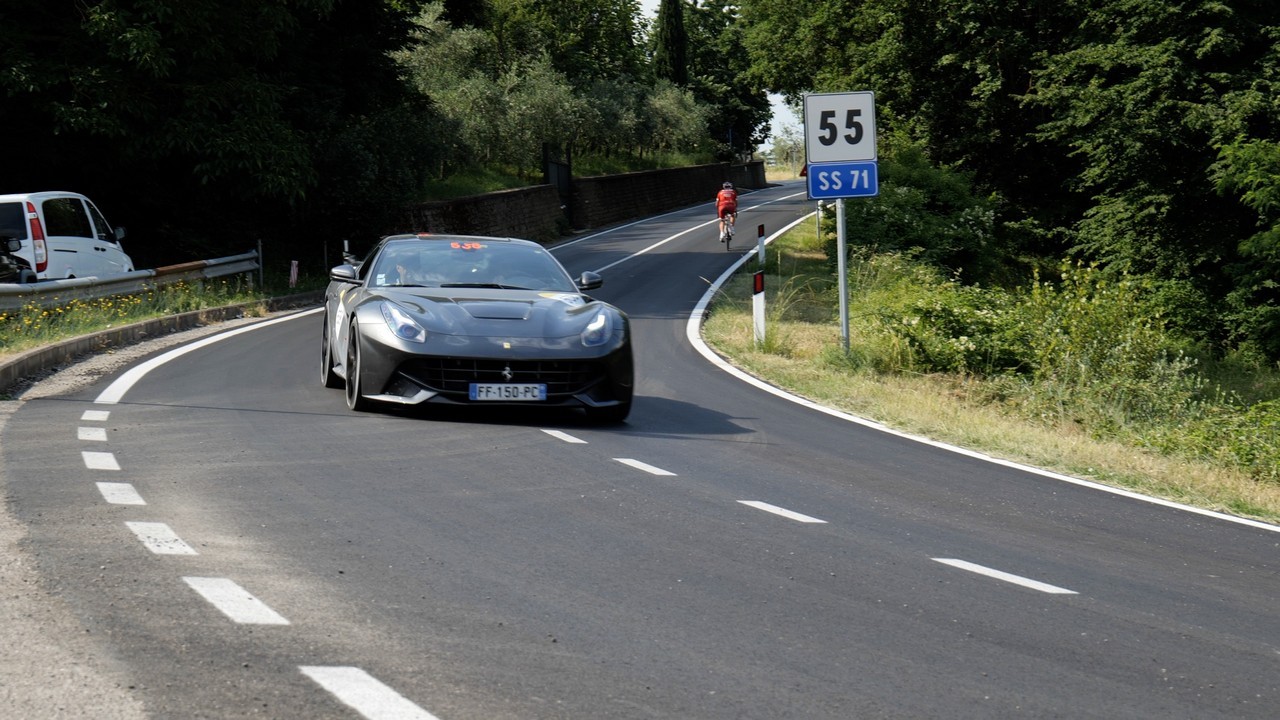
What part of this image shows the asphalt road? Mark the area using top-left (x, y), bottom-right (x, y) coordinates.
top-left (3, 182), bottom-right (1280, 719)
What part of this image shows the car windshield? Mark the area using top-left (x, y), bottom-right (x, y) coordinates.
top-left (369, 240), bottom-right (576, 292)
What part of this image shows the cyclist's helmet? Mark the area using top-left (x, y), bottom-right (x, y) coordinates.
top-left (723, 181), bottom-right (733, 189)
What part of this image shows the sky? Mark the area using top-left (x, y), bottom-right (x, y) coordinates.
top-left (638, 0), bottom-right (801, 151)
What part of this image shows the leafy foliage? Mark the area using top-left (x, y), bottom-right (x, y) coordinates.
top-left (394, 1), bottom-right (727, 173)
top-left (652, 0), bottom-right (689, 85)
top-left (1, 0), bottom-right (769, 269)
top-left (825, 145), bottom-right (1003, 284)
top-left (684, 0), bottom-right (772, 158)
top-left (740, 0), bottom-right (1280, 361)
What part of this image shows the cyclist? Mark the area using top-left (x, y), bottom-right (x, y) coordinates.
top-left (716, 181), bottom-right (738, 242)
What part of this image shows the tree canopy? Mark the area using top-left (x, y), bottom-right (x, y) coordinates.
top-left (2, 0), bottom-right (769, 266)
top-left (740, 0), bottom-right (1280, 359)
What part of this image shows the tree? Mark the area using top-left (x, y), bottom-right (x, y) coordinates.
top-left (1029, 0), bottom-right (1280, 353)
top-left (0, 0), bottom-right (451, 265)
top-left (652, 0), bottom-right (689, 86)
top-left (485, 0), bottom-right (645, 88)
top-left (685, 0), bottom-right (771, 159)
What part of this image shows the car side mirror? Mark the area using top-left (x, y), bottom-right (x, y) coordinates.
top-left (4, 237), bottom-right (20, 253)
top-left (329, 264), bottom-right (360, 283)
top-left (576, 271), bottom-right (603, 291)
top-left (114, 226), bottom-right (127, 242)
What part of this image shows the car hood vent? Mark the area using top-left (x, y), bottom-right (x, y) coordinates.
top-left (457, 300), bottom-right (532, 320)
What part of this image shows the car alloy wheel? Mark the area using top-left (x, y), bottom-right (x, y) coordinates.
top-left (344, 321), bottom-right (371, 411)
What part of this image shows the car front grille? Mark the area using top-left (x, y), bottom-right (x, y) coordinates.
top-left (399, 357), bottom-right (604, 399)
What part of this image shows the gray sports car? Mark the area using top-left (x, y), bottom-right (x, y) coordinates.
top-left (321, 233), bottom-right (633, 422)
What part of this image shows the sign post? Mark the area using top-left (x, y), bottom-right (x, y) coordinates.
top-left (804, 91), bottom-right (878, 354)
top-left (752, 271), bottom-right (766, 347)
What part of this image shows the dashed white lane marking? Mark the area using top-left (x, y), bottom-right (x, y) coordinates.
top-left (614, 458), bottom-right (677, 476)
top-left (82, 451), bottom-right (120, 470)
top-left (78, 426), bottom-right (108, 442)
top-left (183, 577), bottom-right (290, 625)
top-left (300, 666), bottom-right (440, 720)
top-left (81, 410), bottom-right (110, 422)
top-left (125, 521), bottom-right (197, 555)
top-left (933, 558), bottom-right (1078, 595)
top-left (738, 500), bottom-right (828, 524)
top-left (97, 482), bottom-right (146, 505)
top-left (542, 429), bottom-right (587, 444)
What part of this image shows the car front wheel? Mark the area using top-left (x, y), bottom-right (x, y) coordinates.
top-left (344, 321), bottom-right (371, 412)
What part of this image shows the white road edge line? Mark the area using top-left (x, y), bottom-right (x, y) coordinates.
top-left (614, 458), bottom-right (677, 476)
top-left (93, 309), bottom-right (320, 405)
top-left (183, 577), bottom-right (290, 625)
top-left (542, 429), bottom-right (587, 444)
top-left (933, 558), bottom-right (1078, 595)
top-left (125, 521), bottom-right (197, 555)
top-left (738, 500), bottom-right (828, 524)
top-left (300, 666), bottom-right (441, 720)
top-left (82, 450), bottom-right (120, 470)
top-left (78, 426), bottom-right (108, 442)
top-left (97, 482), bottom-right (145, 505)
top-left (682, 211), bottom-right (1280, 535)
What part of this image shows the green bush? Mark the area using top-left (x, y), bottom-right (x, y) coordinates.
top-left (824, 145), bottom-right (1003, 284)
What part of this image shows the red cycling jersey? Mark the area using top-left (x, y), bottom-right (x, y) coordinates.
top-left (716, 188), bottom-right (738, 218)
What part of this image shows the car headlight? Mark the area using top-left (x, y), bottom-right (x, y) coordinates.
top-left (581, 310), bottom-right (612, 347)
top-left (381, 301), bottom-right (427, 343)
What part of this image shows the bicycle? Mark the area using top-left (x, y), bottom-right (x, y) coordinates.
top-left (719, 212), bottom-right (737, 249)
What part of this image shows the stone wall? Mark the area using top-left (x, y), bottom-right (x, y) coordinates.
top-left (404, 185), bottom-right (567, 244)
top-left (569, 161), bottom-right (765, 230)
top-left (403, 161), bottom-right (765, 243)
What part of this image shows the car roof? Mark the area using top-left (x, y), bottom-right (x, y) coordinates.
top-left (0, 191), bottom-right (92, 203)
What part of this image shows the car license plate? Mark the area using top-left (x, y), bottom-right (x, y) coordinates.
top-left (469, 383), bottom-right (546, 401)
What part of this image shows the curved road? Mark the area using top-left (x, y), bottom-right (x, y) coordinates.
top-left (4, 181), bottom-right (1279, 719)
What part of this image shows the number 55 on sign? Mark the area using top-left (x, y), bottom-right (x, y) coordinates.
top-left (803, 91), bottom-right (877, 164)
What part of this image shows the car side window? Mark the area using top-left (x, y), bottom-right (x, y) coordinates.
top-left (85, 202), bottom-right (116, 243)
top-left (356, 244), bottom-right (388, 281)
top-left (0, 203), bottom-right (26, 241)
top-left (41, 197), bottom-right (94, 238)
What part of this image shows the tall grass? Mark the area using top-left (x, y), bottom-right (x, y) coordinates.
top-left (703, 218), bottom-right (1280, 519)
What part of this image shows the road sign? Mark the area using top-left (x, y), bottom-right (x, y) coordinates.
top-left (807, 161), bottom-right (878, 199)
top-left (804, 91), bottom-right (876, 164)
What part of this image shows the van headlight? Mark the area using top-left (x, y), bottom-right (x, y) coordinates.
top-left (381, 302), bottom-right (427, 343)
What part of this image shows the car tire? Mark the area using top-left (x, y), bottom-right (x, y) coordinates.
top-left (345, 321), bottom-right (371, 412)
top-left (321, 312), bottom-right (343, 389)
top-left (585, 400), bottom-right (631, 424)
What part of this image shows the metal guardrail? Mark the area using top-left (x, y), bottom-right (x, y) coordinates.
top-left (0, 251), bottom-right (259, 311)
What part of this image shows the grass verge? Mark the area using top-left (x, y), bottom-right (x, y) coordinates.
top-left (701, 217), bottom-right (1280, 524)
top-left (0, 274), bottom-right (313, 362)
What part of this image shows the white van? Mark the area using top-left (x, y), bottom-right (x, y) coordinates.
top-left (0, 191), bottom-right (135, 282)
